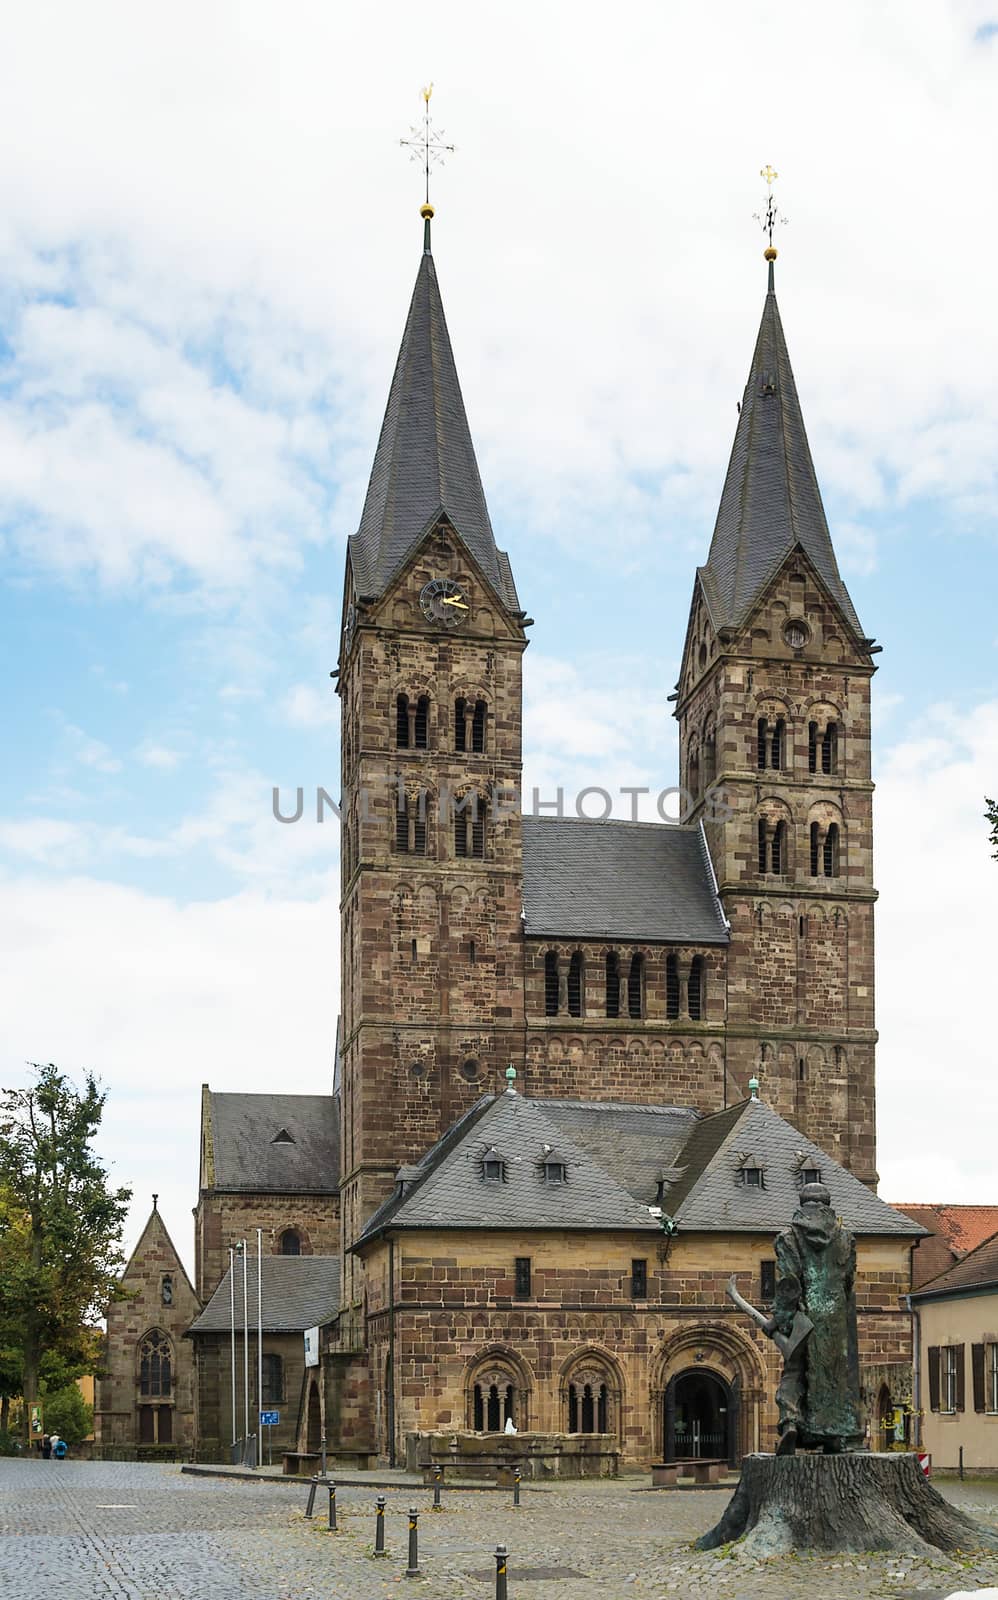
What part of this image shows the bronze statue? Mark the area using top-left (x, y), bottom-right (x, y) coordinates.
top-left (727, 1181), bottom-right (864, 1454)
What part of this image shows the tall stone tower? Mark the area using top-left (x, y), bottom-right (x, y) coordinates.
top-left (336, 211), bottom-right (529, 1298)
top-left (675, 253), bottom-right (880, 1185)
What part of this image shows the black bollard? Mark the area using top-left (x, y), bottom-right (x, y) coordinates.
top-left (405, 1505), bottom-right (420, 1578)
top-left (513, 1468), bottom-right (521, 1508)
top-left (495, 1542), bottom-right (508, 1600)
top-left (304, 1475), bottom-right (318, 1519)
top-left (432, 1463), bottom-right (443, 1511)
top-left (373, 1494), bottom-right (387, 1557)
top-left (327, 1480), bottom-right (338, 1531)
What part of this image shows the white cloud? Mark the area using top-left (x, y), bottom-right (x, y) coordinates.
top-left (64, 723), bottom-right (122, 774)
top-left (283, 683), bottom-right (340, 730)
top-left (138, 743), bottom-right (184, 771)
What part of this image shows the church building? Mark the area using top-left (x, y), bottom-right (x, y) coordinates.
top-left (98, 205), bottom-right (922, 1470)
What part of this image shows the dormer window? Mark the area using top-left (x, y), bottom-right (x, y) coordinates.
top-left (543, 1158), bottom-right (567, 1185)
top-left (272, 1128), bottom-right (295, 1145)
top-left (481, 1148), bottom-right (505, 1183)
top-left (741, 1166), bottom-right (764, 1188)
top-left (801, 1166), bottom-right (822, 1186)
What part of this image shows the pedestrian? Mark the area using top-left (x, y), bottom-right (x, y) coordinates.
top-left (51, 1435), bottom-right (67, 1461)
top-left (41, 1434), bottom-right (52, 1460)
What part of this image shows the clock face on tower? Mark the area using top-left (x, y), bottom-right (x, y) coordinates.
top-left (419, 578), bottom-right (469, 628)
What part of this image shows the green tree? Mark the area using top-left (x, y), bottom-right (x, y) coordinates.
top-left (42, 1382), bottom-right (94, 1447)
top-left (987, 797), bottom-right (998, 860)
top-left (0, 1064), bottom-right (131, 1442)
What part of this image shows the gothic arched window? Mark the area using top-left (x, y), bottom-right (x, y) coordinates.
top-left (139, 1330), bottom-right (172, 1398)
top-left (469, 1359), bottom-right (522, 1432)
top-left (566, 1363), bottom-right (613, 1434)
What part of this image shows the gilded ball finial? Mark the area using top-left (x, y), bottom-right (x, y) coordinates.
top-left (764, 246), bottom-right (778, 261)
top-left (420, 203), bottom-right (434, 220)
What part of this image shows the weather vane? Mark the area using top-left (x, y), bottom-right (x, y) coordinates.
top-left (399, 84), bottom-right (456, 208)
top-left (754, 165), bottom-right (788, 252)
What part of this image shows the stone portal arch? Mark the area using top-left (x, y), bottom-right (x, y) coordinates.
top-left (652, 1322), bottom-right (766, 1467)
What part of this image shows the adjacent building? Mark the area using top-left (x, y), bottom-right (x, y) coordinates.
top-left (911, 1230), bottom-right (998, 1472)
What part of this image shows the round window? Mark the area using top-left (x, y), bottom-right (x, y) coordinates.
top-left (460, 1059), bottom-right (480, 1081)
top-left (410, 1061), bottom-right (426, 1079)
top-left (784, 620), bottom-right (809, 649)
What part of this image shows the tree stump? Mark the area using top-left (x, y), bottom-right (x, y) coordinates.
top-left (696, 1452), bottom-right (998, 1557)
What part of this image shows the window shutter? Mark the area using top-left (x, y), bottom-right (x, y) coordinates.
top-left (927, 1346), bottom-right (940, 1411)
top-left (955, 1344), bottom-right (966, 1412)
top-left (973, 1344), bottom-right (986, 1413)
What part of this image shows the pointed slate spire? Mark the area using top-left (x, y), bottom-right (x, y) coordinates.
top-left (700, 257), bottom-right (864, 640)
top-left (348, 212), bottom-right (517, 610)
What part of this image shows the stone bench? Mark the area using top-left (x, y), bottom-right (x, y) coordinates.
top-left (679, 1458), bottom-right (726, 1485)
top-left (651, 1462), bottom-right (679, 1488)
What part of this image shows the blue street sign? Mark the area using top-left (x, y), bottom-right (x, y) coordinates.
top-left (259, 1410), bottom-right (280, 1426)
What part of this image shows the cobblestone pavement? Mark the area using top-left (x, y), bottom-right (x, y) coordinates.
top-left (3, 1460), bottom-right (998, 1600)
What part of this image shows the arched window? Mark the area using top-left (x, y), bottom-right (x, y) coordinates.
top-left (414, 695), bottom-right (429, 750)
top-left (757, 817), bottom-right (768, 874)
top-left (262, 1353), bottom-right (283, 1406)
top-left (139, 1330), bottom-right (172, 1397)
top-left (469, 1361), bottom-right (521, 1432)
top-left (472, 699), bottom-right (487, 754)
top-left (688, 740), bottom-right (700, 797)
top-left (702, 722), bottom-right (716, 788)
top-left (567, 951), bottom-right (584, 1018)
top-left (822, 721), bottom-right (838, 775)
top-left (605, 951), bottom-right (620, 1018)
top-left (665, 954), bottom-right (680, 1020)
top-left (396, 694), bottom-right (410, 748)
top-left (395, 791), bottom-right (426, 855)
top-left (688, 955), bottom-right (705, 1022)
top-left (808, 721), bottom-right (818, 773)
top-left (280, 1229), bottom-right (301, 1256)
top-left (566, 1364), bottom-right (613, 1434)
top-left (757, 718), bottom-right (768, 771)
top-left (454, 696), bottom-right (467, 753)
top-left (771, 819), bottom-right (786, 875)
top-left (544, 952), bottom-right (559, 1017)
top-left (771, 717), bottom-right (786, 770)
top-left (627, 953), bottom-right (644, 1019)
top-left (823, 822), bottom-right (840, 878)
top-left (810, 820), bottom-right (820, 876)
top-left (454, 794), bottom-right (485, 859)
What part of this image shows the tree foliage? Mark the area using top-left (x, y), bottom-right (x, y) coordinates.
top-left (43, 1382), bottom-right (94, 1446)
top-left (987, 796), bottom-right (998, 861)
top-left (0, 1064), bottom-right (131, 1438)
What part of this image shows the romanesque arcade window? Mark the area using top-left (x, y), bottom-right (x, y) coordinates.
top-left (454, 794), bottom-right (486, 859)
top-left (396, 693), bottom-right (430, 750)
top-left (395, 790), bottom-right (427, 855)
top-left (469, 1358), bottom-right (523, 1432)
top-left (565, 1361), bottom-right (613, 1434)
top-left (455, 697), bottom-right (487, 754)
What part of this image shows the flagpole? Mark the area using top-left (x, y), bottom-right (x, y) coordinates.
top-left (256, 1227), bottom-right (263, 1468)
top-left (228, 1246), bottom-right (236, 1449)
top-left (240, 1240), bottom-right (249, 1461)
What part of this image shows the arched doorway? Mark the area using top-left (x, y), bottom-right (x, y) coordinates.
top-left (665, 1369), bottom-right (731, 1463)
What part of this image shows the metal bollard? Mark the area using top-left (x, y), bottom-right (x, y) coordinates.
top-left (304, 1475), bottom-right (318, 1519)
top-left (327, 1480), bottom-right (337, 1531)
top-left (959, 1444), bottom-right (965, 1480)
top-left (495, 1542), bottom-right (508, 1600)
top-left (373, 1494), bottom-right (387, 1556)
top-left (320, 1432), bottom-right (328, 1478)
top-left (513, 1468), bottom-right (521, 1508)
top-left (432, 1462), bottom-right (443, 1511)
top-left (405, 1505), bottom-right (420, 1578)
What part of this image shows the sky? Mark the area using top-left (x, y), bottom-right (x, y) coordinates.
top-left (1, 1), bottom-right (997, 1276)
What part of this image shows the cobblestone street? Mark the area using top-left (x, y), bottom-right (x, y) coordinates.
top-left (3, 1460), bottom-right (998, 1600)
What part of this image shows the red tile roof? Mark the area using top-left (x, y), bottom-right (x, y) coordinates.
top-left (911, 1227), bottom-right (998, 1299)
top-left (891, 1205), bottom-right (998, 1256)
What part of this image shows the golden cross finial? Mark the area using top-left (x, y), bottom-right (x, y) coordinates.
top-left (400, 83), bottom-right (456, 208)
top-left (754, 164), bottom-right (787, 253)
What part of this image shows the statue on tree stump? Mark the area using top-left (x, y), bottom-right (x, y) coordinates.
top-left (696, 1180), bottom-right (998, 1555)
top-left (729, 1180), bottom-right (864, 1455)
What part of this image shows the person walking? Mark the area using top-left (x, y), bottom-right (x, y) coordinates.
top-left (41, 1435), bottom-right (52, 1460)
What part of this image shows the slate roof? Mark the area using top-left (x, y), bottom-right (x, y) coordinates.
top-left (354, 1092), bottom-right (921, 1245)
top-left (520, 817), bottom-right (729, 944)
top-left (348, 239), bottom-right (518, 611)
top-left (700, 268), bottom-right (864, 641)
top-left (187, 1256), bottom-right (341, 1335)
top-left (662, 1097), bottom-right (923, 1237)
top-left (209, 1093), bottom-right (339, 1194)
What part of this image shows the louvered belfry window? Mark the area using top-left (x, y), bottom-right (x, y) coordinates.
top-left (472, 700), bottom-right (486, 754)
top-left (567, 951), bottom-right (583, 1017)
top-left (665, 954), bottom-right (680, 1019)
top-left (605, 951), bottom-right (620, 1018)
top-left (396, 694), bottom-right (410, 748)
top-left (627, 953), bottom-right (644, 1019)
top-left (414, 695), bottom-right (429, 750)
top-left (688, 955), bottom-right (705, 1021)
top-left (454, 696), bottom-right (467, 752)
top-left (544, 952), bottom-right (559, 1016)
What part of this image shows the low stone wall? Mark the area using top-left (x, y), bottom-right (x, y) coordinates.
top-left (405, 1430), bottom-right (619, 1480)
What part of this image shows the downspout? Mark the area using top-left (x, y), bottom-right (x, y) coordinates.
top-left (907, 1293), bottom-right (922, 1449)
top-left (387, 1234), bottom-right (396, 1469)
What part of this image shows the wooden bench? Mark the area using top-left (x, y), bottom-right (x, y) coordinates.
top-left (651, 1462), bottom-right (679, 1488)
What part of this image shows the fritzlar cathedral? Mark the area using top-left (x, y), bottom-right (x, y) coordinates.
top-left (97, 212), bottom-right (921, 1471)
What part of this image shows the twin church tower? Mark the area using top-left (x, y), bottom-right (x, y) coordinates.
top-left (335, 203), bottom-right (880, 1298)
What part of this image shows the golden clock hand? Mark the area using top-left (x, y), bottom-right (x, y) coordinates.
top-left (441, 595), bottom-right (469, 608)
